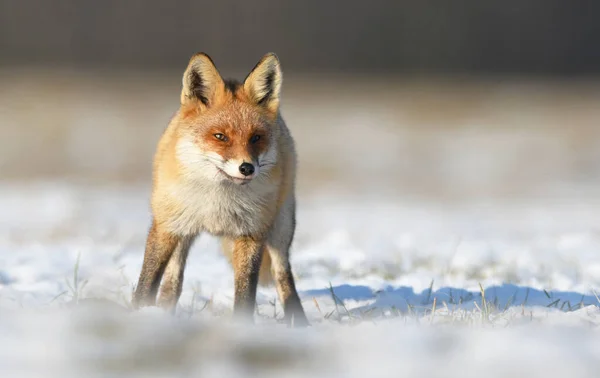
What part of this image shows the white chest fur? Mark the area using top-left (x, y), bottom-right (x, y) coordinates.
top-left (165, 178), bottom-right (277, 237)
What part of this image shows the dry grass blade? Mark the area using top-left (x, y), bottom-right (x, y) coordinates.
top-left (503, 290), bottom-right (518, 312)
top-left (313, 297), bottom-right (323, 318)
top-left (328, 282), bottom-right (341, 320)
top-left (49, 290), bottom-right (68, 304)
top-left (546, 299), bottom-right (560, 308)
top-left (328, 282), bottom-right (354, 321)
top-left (479, 283), bottom-right (488, 323)
top-left (430, 297), bottom-right (437, 324)
top-left (73, 251), bottom-right (81, 297)
top-left (423, 279), bottom-right (434, 305)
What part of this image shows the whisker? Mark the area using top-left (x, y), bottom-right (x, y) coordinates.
top-left (258, 159), bottom-right (277, 168)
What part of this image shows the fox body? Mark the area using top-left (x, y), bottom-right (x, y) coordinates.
top-left (132, 53), bottom-right (308, 326)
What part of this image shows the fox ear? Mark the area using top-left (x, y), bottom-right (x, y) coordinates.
top-left (181, 53), bottom-right (224, 107)
top-left (243, 53), bottom-right (282, 113)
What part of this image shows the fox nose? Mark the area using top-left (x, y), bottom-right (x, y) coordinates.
top-left (239, 162), bottom-right (255, 176)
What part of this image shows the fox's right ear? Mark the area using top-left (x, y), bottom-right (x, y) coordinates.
top-left (181, 53), bottom-right (225, 107)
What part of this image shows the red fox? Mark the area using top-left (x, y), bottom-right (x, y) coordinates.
top-left (132, 52), bottom-right (309, 326)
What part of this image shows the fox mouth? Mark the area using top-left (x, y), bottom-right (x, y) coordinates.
top-left (217, 168), bottom-right (253, 185)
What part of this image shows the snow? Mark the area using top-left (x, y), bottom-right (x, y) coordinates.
top-left (2, 182), bottom-right (600, 377)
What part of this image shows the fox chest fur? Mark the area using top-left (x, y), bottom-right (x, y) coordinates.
top-left (157, 177), bottom-right (279, 237)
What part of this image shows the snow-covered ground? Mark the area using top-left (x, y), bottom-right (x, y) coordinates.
top-left (2, 182), bottom-right (600, 377)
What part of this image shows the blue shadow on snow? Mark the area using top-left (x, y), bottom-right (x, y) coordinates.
top-left (301, 283), bottom-right (599, 314)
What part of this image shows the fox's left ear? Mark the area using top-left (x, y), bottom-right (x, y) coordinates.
top-left (243, 53), bottom-right (282, 114)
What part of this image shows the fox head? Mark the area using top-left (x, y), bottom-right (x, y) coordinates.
top-left (175, 52), bottom-right (283, 186)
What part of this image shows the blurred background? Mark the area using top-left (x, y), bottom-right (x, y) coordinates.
top-left (1, 0), bottom-right (600, 201)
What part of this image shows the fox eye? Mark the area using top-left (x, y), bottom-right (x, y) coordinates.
top-left (214, 133), bottom-right (228, 142)
top-left (250, 135), bottom-right (261, 144)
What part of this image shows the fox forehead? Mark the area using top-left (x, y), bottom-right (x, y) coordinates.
top-left (183, 100), bottom-right (271, 137)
